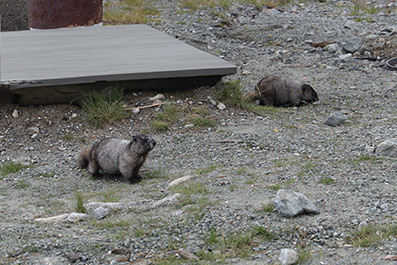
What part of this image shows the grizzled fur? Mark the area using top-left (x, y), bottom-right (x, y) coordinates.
top-left (78, 134), bottom-right (156, 184)
top-left (245, 75), bottom-right (319, 107)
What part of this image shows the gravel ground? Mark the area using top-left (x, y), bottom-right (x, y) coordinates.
top-left (1, 1), bottom-right (396, 264)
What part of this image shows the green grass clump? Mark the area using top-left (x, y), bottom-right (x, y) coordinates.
top-left (150, 104), bottom-right (182, 132)
top-left (252, 226), bottom-right (274, 240)
top-left (213, 80), bottom-right (247, 109)
top-left (319, 177), bottom-right (335, 185)
top-left (79, 86), bottom-right (128, 128)
top-left (263, 202), bottom-right (276, 213)
top-left (15, 180), bottom-right (30, 189)
top-left (0, 162), bottom-right (31, 178)
top-left (189, 117), bottom-right (217, 128)
top-left (194, 164), bottom-right (223, 175)
top-left (346, 224), bottom-right (397, 247)
top-left (75, 193), bottom-right (87, 213)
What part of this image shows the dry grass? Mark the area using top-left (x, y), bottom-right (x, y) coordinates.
top-left (103, 0), bottom-right (294, 25)
top-left (103, 0), bottom-right (159, 24)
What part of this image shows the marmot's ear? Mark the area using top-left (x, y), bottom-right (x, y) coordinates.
top-left (133, 135), bottom-right (137, 142)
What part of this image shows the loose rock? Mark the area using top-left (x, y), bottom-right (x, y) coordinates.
top-left (274, 189), bottom-right (320, 217)
top-left (324, 111), bottom-right (347, 126)
top-left (92, 206), bottom-right (110, 220)
top-left (375, 138), bottom-right (397, 158)
top-left (279, 248), bottom-right (298, 265)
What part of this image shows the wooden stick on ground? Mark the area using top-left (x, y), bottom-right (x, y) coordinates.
top-left (125, 102), bottom-right (166, 111)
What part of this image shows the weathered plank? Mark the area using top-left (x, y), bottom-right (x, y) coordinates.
top-left (0, 24), bottom-right (236, 104)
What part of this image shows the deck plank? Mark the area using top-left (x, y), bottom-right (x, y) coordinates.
top-left (0, 24), bottom-right (236, 92)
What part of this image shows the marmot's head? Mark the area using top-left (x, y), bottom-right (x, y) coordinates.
top-left (301, 84), bottom-right (319, 104)
top-left (130, 134), bottom-right (156, 154)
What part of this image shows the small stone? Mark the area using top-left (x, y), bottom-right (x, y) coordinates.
top-left (27, 126), bottom-right (40, 134)
top-left (31, 133), bottom-right (38, 139)
top-left (324, 111), bottom-right (347, 126)
top-left (12, 109), bottom-right (19, 118)
top-left (209, 99), bottom-right (217, 107)
top-left (91, 206), bottom-right (110, 220)
top-left (67, 213), bottom-right (88, 223)
top-left (132, 108), bottom-right (140, 114)
top-left (177, 249), bottom-right (199, 261)
top-left (375, 138), bottom-right (397, 158)
top-left (340, 37), bottom-right (362, 53)
top-left (339, 53), bottom-right (353, 62)
top-left (324, 43), bottom-right (340, 53)
top-left (184, 124), bottom-right (195, 128)
top-left (149, 94), bottom-right (165, 101)
top-left (217, 102), bottom-right (226, 110)
top-left (66, 252), bottom-right (81, 263)
top-left (363, 51), bottom-right (372, 57)
top-left (279, 248), bottom-right (298, 265)
top-left (71, 113), bottom-right (78, 119)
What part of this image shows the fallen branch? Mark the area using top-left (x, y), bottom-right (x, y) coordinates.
top-left (125, 102), bottom-right (166, 111)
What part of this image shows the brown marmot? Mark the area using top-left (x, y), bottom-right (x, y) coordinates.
top-left (245, 75), bottom-right (319, 107)
top-left (78, 134), bottom-right (156, 184)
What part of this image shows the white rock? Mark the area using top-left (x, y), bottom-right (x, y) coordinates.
top-left (339, 53), bottom-right (353, 62)
top-left (132, 107), bottom-right (140, 114)
top-left (217, 102), bottom-right (226, 110)
top-left (149, 94), bottom-right (165, 101)
top-left (67, 213), bottom-right (88, 223)
top-left (12, 109), bottom-right (19, 118)
top-left (279, 248), bottom-right (298, 265)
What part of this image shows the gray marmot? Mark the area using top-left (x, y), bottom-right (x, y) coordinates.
top-left (245, 75), bottom-right (319, 107)
top-left (78, 134), bottom-right (156, 184)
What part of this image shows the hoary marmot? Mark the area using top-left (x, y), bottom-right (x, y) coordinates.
top-left (78, 134), bottom-right (156, 184)
top-left (245, 75), bottom-right (319, 107)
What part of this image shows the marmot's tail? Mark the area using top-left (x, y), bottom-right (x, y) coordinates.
top-left (78, 147), bottom-right (91, 168)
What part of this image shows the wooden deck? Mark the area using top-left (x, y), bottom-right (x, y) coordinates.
top-left (0, 25), bottom-right (236, 105)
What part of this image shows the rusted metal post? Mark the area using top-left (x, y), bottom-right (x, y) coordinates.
top-left (28, 0), bottom-right (103, 29)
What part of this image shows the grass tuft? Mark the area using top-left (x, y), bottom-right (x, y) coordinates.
top-left (103, 0), bottom-right (159, 25)
top-left (0, 162), bottom-right (31, 178)
top-left (79, 86), bottom-right (128, 128)
top-left (213, 80), bottom-right (248, 109)
top-left (75, 193), bottom-right (87, 214)
top-left (346, 224), bottom-right (397, 247)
